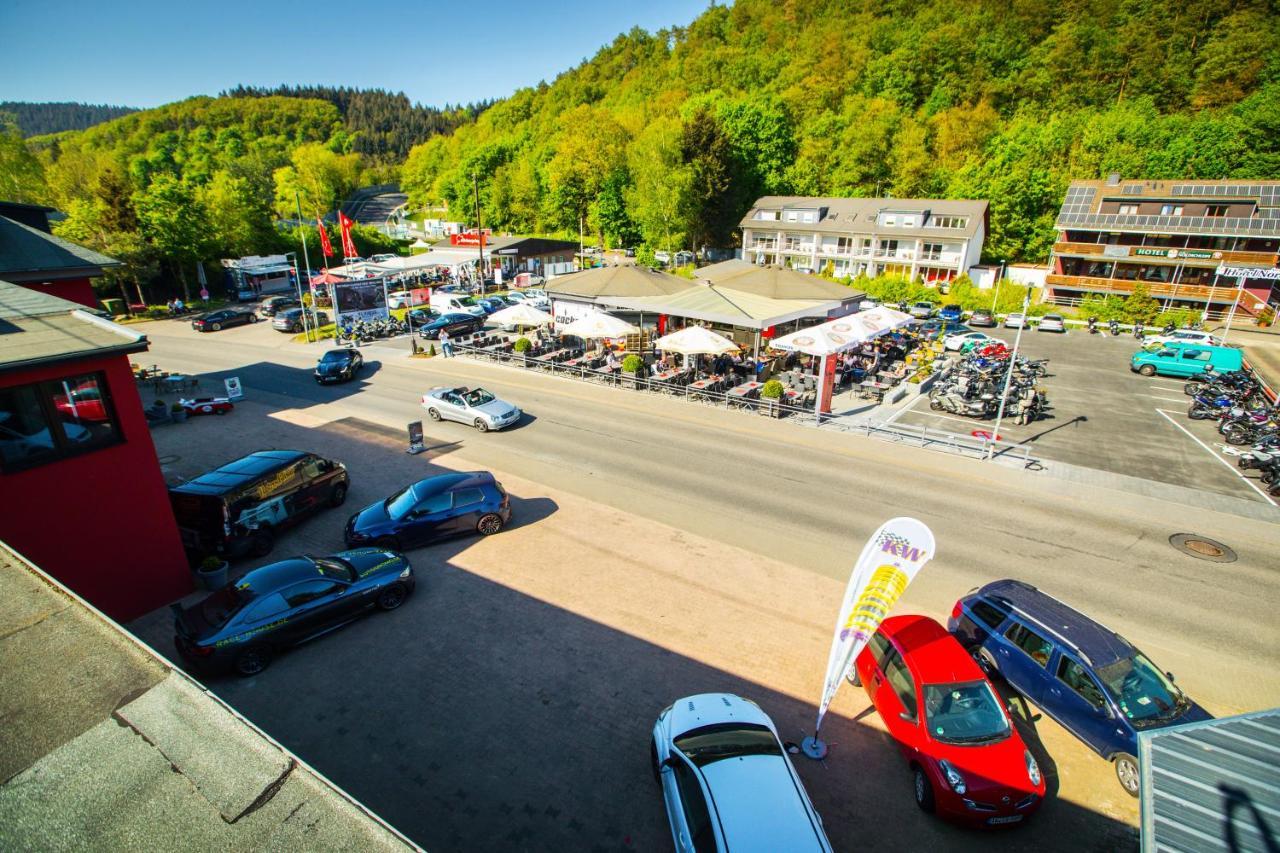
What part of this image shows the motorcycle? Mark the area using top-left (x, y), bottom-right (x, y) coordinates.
top-left (1109, 319), bottom-right (1121, 336)
top-left (930, 388), bottom-right (998, 418)
top-left (1133, 322), bottom-right (1145, 341)
top-left (1012, 385), bottom-right (1044, 425)
top-left (1087, 317), bottom-right (1099, 335)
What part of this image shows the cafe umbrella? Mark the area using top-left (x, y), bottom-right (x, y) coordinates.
top-left (653, 324), bottom-right (738, 371)
top-left (487, 302), bottom-right (554, 331)
top-left (557, 309), bottom-right (639, 340)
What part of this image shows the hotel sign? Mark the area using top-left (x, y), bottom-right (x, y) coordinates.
top-left (1134, 248), bottom-right (1220, 259)
top-left (1217, 265), bottom-right (1280, 280)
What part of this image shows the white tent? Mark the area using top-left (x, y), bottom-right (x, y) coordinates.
top-left (488, 303), bottom-right (553, 329)
top-left (654, 325), bottom-right (739, 370)
top-left (557, 310), bottom-right (639, 339)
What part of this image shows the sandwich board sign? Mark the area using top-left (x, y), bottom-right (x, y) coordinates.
top-left (224, 377), bottom-right (243, 400)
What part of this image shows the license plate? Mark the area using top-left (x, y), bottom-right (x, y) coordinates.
top-left (988, 816), bottom-right (1023, 825)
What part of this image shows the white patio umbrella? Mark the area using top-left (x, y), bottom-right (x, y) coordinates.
top-left (488, 302), bottom-right (554, 328)
top-left (557, 310), bottom-right (639, 339)
top-left (654, 324), bottom-right (739, 372)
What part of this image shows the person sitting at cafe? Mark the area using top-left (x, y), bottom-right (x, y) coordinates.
top-left (605, 350), bottom-right (620, 371)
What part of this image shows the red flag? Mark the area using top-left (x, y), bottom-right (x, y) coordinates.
top-left (316, 218), bottom-right (334, 257)
top-left (338, 212), bottom-right (358, 260)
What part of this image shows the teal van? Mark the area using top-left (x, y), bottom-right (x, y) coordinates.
top-left (1130, 342), bottom-right (1243, 378)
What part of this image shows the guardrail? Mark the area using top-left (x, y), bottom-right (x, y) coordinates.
top-left (825, 418), bottom-right (1039, 468)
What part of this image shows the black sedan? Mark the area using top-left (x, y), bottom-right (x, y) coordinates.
top-left (345, 471), bottom-right (511, 551)
top-left (192, 309), bottom-right (258, 332)
top-left (173, 549), bottom-right (414, 676)
top-left (315, 348), bottom-right (364, 384)
top-left (417, 312), bottom-right (483, 340)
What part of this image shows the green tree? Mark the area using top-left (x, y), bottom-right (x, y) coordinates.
top-left (680, 108), bottom-right (740, 250)
top-left (273, 142), bottom-right (361, 218)
top-left (134, 174), bottom-right (208, 301)
top-left (1123, 281), bottom-right (1161, 324)
top-left (625, 118), bottom-right (691, 253)
top-left (0, 116), bottom-right (47, 203)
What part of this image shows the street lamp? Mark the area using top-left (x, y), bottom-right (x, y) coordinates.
top-left (987, 286), bottom-right (1032, 460)
top-left (990, 259), bottom-right (1006, 312)
top-left (284, 251), bottom-right (313, 343)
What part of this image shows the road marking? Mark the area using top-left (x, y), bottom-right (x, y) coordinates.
top-left (1145, 394), bottom-right (1189, 403)
top-left (904, 410), bottom-right (1004, 430)
top-left (1154, 409), bottom-right (1277, 506)
top-left (1152, 384), bottom-right (1185, 393)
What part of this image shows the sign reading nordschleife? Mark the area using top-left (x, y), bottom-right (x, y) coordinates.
top-left (1217, 265), bottom-right (1280, 280)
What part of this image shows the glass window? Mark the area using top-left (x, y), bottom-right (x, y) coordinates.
top-left (451, 487), bottom-right (485, 509)
top-left (1205, 204), bottom-right (1229, 217)
top-left (242, 592), bottom-right (289, 622)
top-left (671, 760), bottom-right (716, 853)
top-left (1096, 654), bottom-right (1186, 727)
top-left (971, 600), bottom-right (1007, 630)
top-left (300, 456), bottom-right (324, 479)
top-left (923, 681), bottom-right (1011, 744)
top-left (463, 388), bottom-right (495, 406)
top-left (0, 372), bottom-right (121, 472)
top-left (1005, 623), bottom-right (1053, 667)
top-left (283, 579), bottom-right (343, 608)
top-left (868, 631), bottom-right (892, 664)
top-left (414, 492), bottom-right (453, 514)
top-left (315, 558), bottom-right (357, 582)
top-left (1056, 657), bottom-right (1106, 709)
top-left (883, 652), bottom-right (918, 715)
top-left (675, 723), bottom-right (781, 768)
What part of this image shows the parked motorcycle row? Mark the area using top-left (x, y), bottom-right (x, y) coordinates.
top-left (929, 342), bottom-right (1051, 425)
top-left (1178, 369), bottom-right (1280, 495)
top-left (339, 316), bottom-right (408, 344)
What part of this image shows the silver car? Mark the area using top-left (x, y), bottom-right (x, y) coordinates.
top-left (1036, 313), bottom-right (1066, 333)
top-left (421, 386), bottom-right (521, 432)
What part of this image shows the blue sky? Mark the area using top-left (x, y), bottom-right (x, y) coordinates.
top-left (0, 0), bottom-right (708, 108)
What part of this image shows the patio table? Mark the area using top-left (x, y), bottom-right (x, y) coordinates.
top-left (726, 381), bottom-right (761, 408)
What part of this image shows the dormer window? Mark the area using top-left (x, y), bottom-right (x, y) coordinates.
top-left (882, 215), bottom-right (897, 227)
top-left (901, 215), bottom-right (916, 227)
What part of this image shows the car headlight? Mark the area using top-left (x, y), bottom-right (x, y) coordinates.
top-left (399, 566), bottom-right (412, 579)
top-left (1025, 750), bottom-right (1041, 787)
top-left (939, 759), bottom-right (967, 795)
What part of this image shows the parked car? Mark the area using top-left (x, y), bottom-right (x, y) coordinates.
top-left (949, 579), bottom-right (1211, 797)
top-left (1142, 329), bottom-right (1221, 348)
top-left (624, 247), bottom-right (636, 257)
top-left (258, 296), bottom-right (300, 318)
top-left (192, 309), bottom-right (257, 332)
top-left (654, 250), bottom-right (672, 266)
top-left (172, 549), bottom-right (414, 676)
top-left (1036, 314), bottom-right (1066, 333)
top-left (344, 471), bottom-right (511, 550)
top-left (1004, 312), bottom-right (1026, 329)
top-left (406, 307), bottom-right (441, 328)
top-left (909, 302), bottom-right (936, 319)
top-left (853, 616), bottom-right (1045, 826)
top-left (944, 331), bottom-right (1000, 352)
top-left (919, 320), bottom-right (970, 339)
top-left (422, 386), bottom-right (521, 432)
top-left (169, 450), bottom-right (349, 559)
top-left (314, 348), bottom-right (364, 384)
top-left (475, 296), bottom-right (508, 314)
top-left (1130, 342), bottom-right (1243, 378)
top-left (272, 308), bottom-right (329, 333)
top-left (387, 290), bottom-right (416, 310)
top-left (938, 304), bottom-right (963, 323)
top-left (370, 253), bottom-right (397, 263)
top-left (179, 397), bottom-right (234, 416)
top-left (969, 309), bottom-right (997, 327)
top-left (651, 693), bottom-right (833, 852)
top-left (51, 381), bottom-right (112, 423)
top-left (418, 312), bottom-right (483, 340)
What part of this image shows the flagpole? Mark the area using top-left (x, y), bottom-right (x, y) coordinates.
top-left (295, 192), bottom-right (316, 342)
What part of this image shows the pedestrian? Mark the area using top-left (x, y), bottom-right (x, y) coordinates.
top-left (439, 328), bottom-right (453, 358)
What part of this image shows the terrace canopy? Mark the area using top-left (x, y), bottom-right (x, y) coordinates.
top-left (695, 259), bottom-right (864, 302)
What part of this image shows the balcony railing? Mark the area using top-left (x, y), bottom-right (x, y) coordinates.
top-left (1052, 241), bottom-right (1278, 266)
top-left (1044, 274), bottom-right (1267, 312)
top-left (783, 244), bottom-right (814, 254)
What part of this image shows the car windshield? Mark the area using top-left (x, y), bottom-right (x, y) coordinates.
top-left (385, 484), bottom-right (418, 519)
top-left (464, 388), bottom-right (495, 406)
top-left (923, 681), bottom-right (1011, 745)
top-left (457, 296), bottom-right (478, 306)
top-left (674, 723), bottom-right (781, 768)
top-left (320, 351), bottom-right (349, 363)
top-left (1096, 654), bottom-right (1186, 727)
top-left (315, 557), bottom-right (357, 582)
top-left (200, 584), bottom-right (252, 628)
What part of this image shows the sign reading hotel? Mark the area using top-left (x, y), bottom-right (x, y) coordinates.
top-left (1217, 265), bottom-right (1280, 281)
top-left (1134, 248), bottom-right (1221, 260)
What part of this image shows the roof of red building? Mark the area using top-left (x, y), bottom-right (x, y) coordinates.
top-left (0, 279), bottom-right (147, 373)
top-left (0, 214), bottom-right (119, 282)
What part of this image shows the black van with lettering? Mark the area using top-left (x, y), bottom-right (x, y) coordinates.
top-left (169, 450), bottom-right (349, 559)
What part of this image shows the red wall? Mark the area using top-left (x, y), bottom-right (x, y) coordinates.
top-left (19, 277), bottom-right (99, 310)
top-left (0, 353), bottom-right (192, 621)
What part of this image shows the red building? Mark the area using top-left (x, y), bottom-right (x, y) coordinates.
top-left (0, 201), bottom-right (116, 309)
top-left (0, 278), bottom-right (191, 620)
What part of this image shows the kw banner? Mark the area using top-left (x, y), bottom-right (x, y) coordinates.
top-left (804, 517), bottom-right (936, 759)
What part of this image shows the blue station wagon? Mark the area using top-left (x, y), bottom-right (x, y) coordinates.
top-left (948, 579), bottom-right (1210, 797)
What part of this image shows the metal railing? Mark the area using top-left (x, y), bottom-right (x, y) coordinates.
top-left (825, 418), bottom-right (1039, 468)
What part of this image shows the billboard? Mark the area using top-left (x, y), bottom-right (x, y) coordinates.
top-left (334, 279), bottom-right (389, 326)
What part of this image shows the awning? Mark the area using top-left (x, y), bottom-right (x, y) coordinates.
top-left (604, 283), bottom-right (838, 330)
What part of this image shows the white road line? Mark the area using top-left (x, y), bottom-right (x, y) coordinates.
top-left (1152, 384), bottom-right (1185, 393)
top-left (908, 410), bottom-right (1003, 430)
top-left (1154, 409), bottom-right (1277, 506)
top-left (1146, 394), bottom-right (1189, 403)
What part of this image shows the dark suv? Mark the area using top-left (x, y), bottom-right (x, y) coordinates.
top-left (948, 580), bottom-right (1210, 797)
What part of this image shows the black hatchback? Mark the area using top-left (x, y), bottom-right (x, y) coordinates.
top-left (315, 348), bottom-right (364, 383)
top-left (173, 549), bottom-right (415, 676)
top-left (344, 471), bottom-right (511, 550)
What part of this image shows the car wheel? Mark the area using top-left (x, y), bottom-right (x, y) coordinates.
top-left (215, 407), bottom-right (227, 415)
top-left (913, 766), bottom-right (936, 813)
top-left (425, 407), bottom-right (441, 422)
top-left (971, 647), bottom-right (997, 675)
top-left (329, 483), bottom-right (347, 507)
top-left (929, 398), bottom-right (943, 411)
top-left (1114, 753), bottom-right (1140, 798)
top-left (249, 527), bottom-right (274, 557)
top-left (1138, 365), bottom-right (1156, 376)
top-left (474, 418), bottom-right (489, 433)
top-left (376, 582), bottom-right (408, 611)
top-left (211, 322), bottom-right (222, 331)
top-left (201, 405), bottom-right (214, 414)
top-left (249, 315), bottom-right (259, 323)
top-left (235, 645), bottom-right (272, 677)
top-left (477, 513), bottom-right (504, 536)
top-left (293, 323), bottom-right (303, 333)
top-left (375, 536), bottom-right (401, 551)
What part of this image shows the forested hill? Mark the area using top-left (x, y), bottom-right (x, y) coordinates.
top-left (220, 85), bottom-right (489, 160)
top-left (401, 0), bottom-right (1280, 263)
top-left (0, 102), bottom-right (139, 136)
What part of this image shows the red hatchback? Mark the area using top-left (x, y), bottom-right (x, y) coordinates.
top-left (853, 615), bottom-right (1045, 827)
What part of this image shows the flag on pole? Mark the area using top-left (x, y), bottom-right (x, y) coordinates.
top-left (805, 517), bottom-right (936, 759)
top-left (338, 212), bottom-right (358, 260)
top-left (317, 217), bottom-right (334, 258)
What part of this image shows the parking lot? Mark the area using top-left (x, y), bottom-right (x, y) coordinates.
top-left (890, 326), bottom-right (1277, 506)
top-left (128, 398), bottom-right (1147, 853)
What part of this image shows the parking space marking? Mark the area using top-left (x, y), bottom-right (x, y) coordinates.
top-left (1145, 393), bottom-right (1189, 404)
top-left (1155, 409), bottom-right (1277, 505)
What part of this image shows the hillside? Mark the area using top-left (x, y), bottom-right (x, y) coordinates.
top-left (0, 101), bottom-right (139, 136)
top-left (401, 0), bottom-right (1280, 262)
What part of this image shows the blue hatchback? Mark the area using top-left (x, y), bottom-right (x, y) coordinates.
top-left (938, 304), bottom-right (963, 323)
top-left (344, 472), bottom-right (511, 551)
top-left (948, 579), bottom-right (1210, 797)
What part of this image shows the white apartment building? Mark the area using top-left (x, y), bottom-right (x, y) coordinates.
top-left (739, 196), bottom-right (989, 283)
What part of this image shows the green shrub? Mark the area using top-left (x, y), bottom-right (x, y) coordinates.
top-left (513, 337), bottom-right (532, 353)
top-left (170, 402), bottom-right (185, 412)
top-left (761, 379), bottom-right (784, 399)
top-left (622, 354), bottom-right (644, 373)
top-left (200, 556), bottom-right (224, 571)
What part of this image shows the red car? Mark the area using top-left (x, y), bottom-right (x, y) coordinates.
top-left (179, 397), bottom-right (234, 416)
top-left (853, 615), bottom-right (1045, 827)
top-left (52, 382), bottom-right (110, 423)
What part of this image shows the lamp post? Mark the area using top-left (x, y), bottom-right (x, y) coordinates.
top-left (285, 251), bottom-right (311, 342)
top-left (989, 259), bottom-right (1006, 312)
top-left (987, 286), bottom-right (1031, 460)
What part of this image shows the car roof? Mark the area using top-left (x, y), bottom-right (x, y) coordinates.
top-left (881, 614), bottom-right (980, 683)
top-left (700, 756), bottom-right (825, 851)
top-left (236, 556), bottom-right (320, 596)
top-left (409, 471), bottom-right (493, 497)
top-left (171, 450), bottom-right (308, 496)
top-left (973, 579), bottom-right (1134, 668)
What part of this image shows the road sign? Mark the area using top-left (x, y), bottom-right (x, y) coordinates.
top-left (224, 377), bottom-right (243, 400)
top-left (971, 429), bottom-right (1001, 441)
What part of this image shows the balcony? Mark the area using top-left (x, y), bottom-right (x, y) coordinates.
top-left (783, 244), bottom-right (814, 254)
top-left (749, 241), bottom-right (777, 252)
top-left (1052, 241), bottom-right (1278, 266)
top-left (1044, 274), bottom-right (1265, 308)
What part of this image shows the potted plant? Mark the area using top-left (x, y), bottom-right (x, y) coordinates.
top-left (196, 555), bottom-right (228, 590)
top-left (170, 402), bottom-right (188, 422)
top-left (622, 354), bottom-right (645, 388)
top-left (513, 336), bottom-right (532, 366)
top-left (760, 378), bottom-right (784, 417)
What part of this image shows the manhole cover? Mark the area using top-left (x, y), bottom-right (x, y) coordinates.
top-left (1169, 533), bottom-right (1237, 563)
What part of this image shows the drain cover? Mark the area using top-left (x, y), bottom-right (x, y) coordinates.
top-left (1169, 533), bottom-right (1237, 563)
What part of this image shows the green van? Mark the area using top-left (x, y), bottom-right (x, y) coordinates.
top-left (1130, 342), bottom-right (1243, 378)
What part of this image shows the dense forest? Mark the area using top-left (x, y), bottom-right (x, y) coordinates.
top-left (402, 0), bottom-right (1280, 263)
top-left (220, 86), bottom-right (489, 160)
top-left (0, 101), bottom-right (139, 136)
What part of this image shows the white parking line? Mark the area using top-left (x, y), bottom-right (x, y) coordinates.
top-left (1155, 409), bottom-right (1277, 505)
top-left (1146, 394), bottom-right (1189, 403)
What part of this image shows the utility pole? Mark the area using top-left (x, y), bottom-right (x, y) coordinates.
top-left (990, 259), bottom-right (1006, 312)
top-left (472, 173), bottom-right (484, 293)
top-left (1220, 270), bottom-right (1247, 343)
top-left (579, 214), bottom-right (585, 270)
top-left (988, 286), bottom-right (1032, 460)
